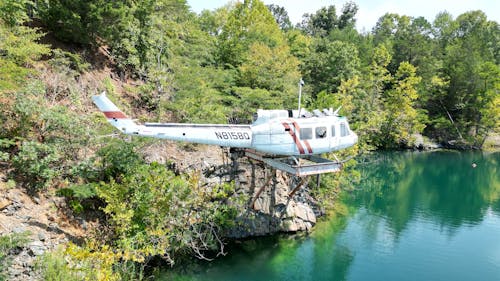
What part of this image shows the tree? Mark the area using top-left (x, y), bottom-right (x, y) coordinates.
top-left (338, 1), bottom-right (358, 30)
top-left (475, 62), bottom-right (500, 144)
top-left (37, 0), bottom-right (95, 44)
top-left (0, 0), bottom-right (30, 26)
top-left (302, 39), bottom-right (360, 96)
top-left (329, 45), bottom-right (391, 150)
top-left (238, 42), bottom-right (299, 91)
top-left (435, 11), bottom-right (500, 143)
top-left (217, 0), bottom-right (285, 67)
top-left (372, 13), bottom-right (400, 46)
top-left (299, 5), bottom-right (338, 36)
top-left (212, 0), bottom-right (300, 116)
top-left (267, 4), bottom-right (292, 31)
top-left (392, 16), bottom-right (433, 73)
top-left (380, 62), bottom-right (424, 147)
top-left (97, 163), bottom-right (239, 265)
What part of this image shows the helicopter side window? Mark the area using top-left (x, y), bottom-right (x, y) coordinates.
top-left (300, 128), bottom-right (312, 140)
top-left (340, 123), bottom-right (350, 137)
top-left (315, 127), bottom-right (327, 139)
top-left (331, 125), bottom-right (336, 137)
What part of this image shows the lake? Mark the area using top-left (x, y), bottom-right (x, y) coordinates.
top-left (161, 151), bottom-right (500, 281)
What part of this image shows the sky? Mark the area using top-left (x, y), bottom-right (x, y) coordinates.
top-left (187, 0), bottom-right (500, 32)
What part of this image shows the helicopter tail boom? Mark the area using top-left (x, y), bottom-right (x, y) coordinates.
top-left (92, 93), bottom-right (140, 134)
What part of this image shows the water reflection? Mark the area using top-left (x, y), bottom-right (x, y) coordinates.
top-left (162, 151), bottom-right (500, 281)
top-left (349, 151), bottom-right (500, 234)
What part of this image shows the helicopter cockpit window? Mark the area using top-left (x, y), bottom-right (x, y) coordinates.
top-left (315, 127), bottom-right (327, 139)
top-left (300, 128), bottom-right (312, 140)
top-left (340, 123), bottom-right (350, 137)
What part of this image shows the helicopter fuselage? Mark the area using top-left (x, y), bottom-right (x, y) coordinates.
top-left (93, 94), bottom-right (358, 156)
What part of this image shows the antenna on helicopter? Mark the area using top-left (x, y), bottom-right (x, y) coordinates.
top-left (297, 78), bottom-right (305, 116)
top-left (333, 106), bottom-right (342, 116)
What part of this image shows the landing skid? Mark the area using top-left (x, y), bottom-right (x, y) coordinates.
top-left (244, 150), bottom-right (342, 177)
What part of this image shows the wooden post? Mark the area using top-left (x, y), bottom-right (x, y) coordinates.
top-left (250, 170), bottom-right (274, 209)
top-left (288, 177), bottom-right (309, 198)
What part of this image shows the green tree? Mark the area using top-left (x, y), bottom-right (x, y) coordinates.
top-left (0, 0), bottom-right (30, 26)
top-left (309, 5), bottom-right (337, 32)
top-left (475, 62), bottom-right (500, 144)
top-left (380, 62), bottom-right (424, 147)
top-left (267, 4), bottom-right (292, 31)
top-left (0, 1), bottom-right (49, 93)
top-left (329, 45), bottom-right (391, 150)
top-left (238, 42), bottom-right (299, 91)
top-left (302, 39), bottom-right (360, 96)
top-left (373, 13), bottom-right (400, 46)
top-left (37, 0), bottom-right (95, 44)
top-left (338, 1), bottom-right (358, 30)
top-left (299, 5), bottom-right (339, 36)
top-left (96, 163), bottom-right (239, 265)
top-left (436, 11), bottom-right (499, 143)
top-left (217, 0), bottom-right (285, 67)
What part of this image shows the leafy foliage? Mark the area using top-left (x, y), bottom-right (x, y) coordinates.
top-left (267, 4), bottom-right (292, 31)
top-left (37, 245), bottom-right (120, 281)
top-left (96, 162), bottom-right (239, 265)
top-left (95, 140), bottom-right (143, 181)
top-left (299, 2), bottom-right (358, 36)
top-left (12, 141), bottom-right (61, 191)
top-left (303, 39), bottom-right (360, 95)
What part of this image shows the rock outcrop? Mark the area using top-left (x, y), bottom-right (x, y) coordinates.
top-left (224, 154), bottom-right (319, 238)
top-left (143, 142), bottom-right (322, 238)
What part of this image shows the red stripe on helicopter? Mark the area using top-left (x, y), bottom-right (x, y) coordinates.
top-left (103, 111), bottom-right (128, 119)
top-left (303, 140), bottom-right (313, 154)
top-left (288, 120), bottom-right (313, 154)
top-left (282, 122), bottom-right (305, 154)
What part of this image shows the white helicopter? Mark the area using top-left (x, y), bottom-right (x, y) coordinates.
top-left (92, 89), bottom-right (357, 176)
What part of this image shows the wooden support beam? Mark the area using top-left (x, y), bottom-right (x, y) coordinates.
top-left (250, 170), bottom-right (274, 209)
top-left (288, 177), bottom-right (309, 198)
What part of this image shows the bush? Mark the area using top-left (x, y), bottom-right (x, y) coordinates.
top-left (36, 250), bottom-right (82, 281)
top-left (12, 141), bottom-right (61, 192)
top-left (56, 183), bottom-right (98, 214)
top-left (95, 140), bottom-right (143, 181)
top-left (37, 245), bottom-right (117, 281)
top-left (96, 162), bottom-right (239, 265)
top-left (0, 138), bottom-right (15, 162)
top-left (37, 244), bottom-right (148, 281)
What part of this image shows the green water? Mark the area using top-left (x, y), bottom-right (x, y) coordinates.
top-left (162, 151), bottom-right (500, 281)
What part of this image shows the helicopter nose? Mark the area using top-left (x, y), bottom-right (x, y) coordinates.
top-left (352, 131), bottom-right (358, 144)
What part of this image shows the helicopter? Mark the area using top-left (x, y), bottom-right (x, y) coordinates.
top-left (92, 91), bottom-right (357, 176)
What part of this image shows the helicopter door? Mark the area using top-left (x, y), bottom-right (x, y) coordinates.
top-left (330, 123), bottom-right (340, 150)
top-left (270, 121), bottom-right (295, 155)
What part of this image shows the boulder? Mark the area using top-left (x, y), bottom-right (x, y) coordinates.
top-left (28, 240), bottom-right (46, 256)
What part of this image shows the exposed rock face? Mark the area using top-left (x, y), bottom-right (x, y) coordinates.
top-left (0, 187), bottom-right (78, 281)
top-left (143, 142), bottom-right (322, 238)
top-left (223, 155), bottom-right (319, 238)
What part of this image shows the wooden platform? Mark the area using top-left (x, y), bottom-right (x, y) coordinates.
top-left (244, 150), bottom-right (342, 176)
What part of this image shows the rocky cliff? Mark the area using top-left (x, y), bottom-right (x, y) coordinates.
top-left (143, 142), bottom-right (322, 238)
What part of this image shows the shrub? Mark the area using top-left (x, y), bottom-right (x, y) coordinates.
top-left (12, 141), bottom-right (61, 192)
top-left (56, 183), bottom-right (98, 214)
top-left (96, 162), bottom-right (240, 265)
top-left (95, 140), bottom-right (142, 181)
